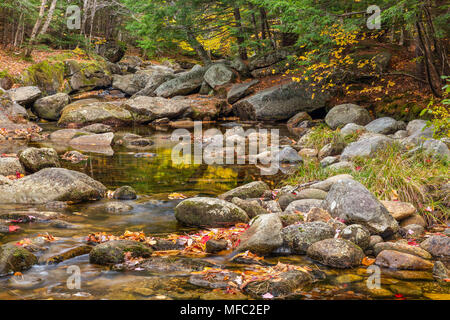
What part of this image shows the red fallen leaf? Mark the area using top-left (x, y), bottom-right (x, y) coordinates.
top-left (407, 240), bottom-right (419, 246)
top-left (9, 225), bottom-right (20, 232)
top-left (443, 278), bottom-right (450, 282)
top-left (201, 235), bottom-right (211, 244)
top-left (355, 166), bottom-right (362, 171)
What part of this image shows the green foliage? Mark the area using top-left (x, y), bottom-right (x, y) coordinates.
top-left (420, 76), bottom-right (450, 138)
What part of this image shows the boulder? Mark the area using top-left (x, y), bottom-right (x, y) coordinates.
top-left (7, 86), bottom-right (41, 106)
top-left (231, 197), bottom-right (268, 218)
top-left (70, 132), bottom-right (114, 146)
top-left (132, 73), bottom-right (176, 97)
top-left (96, 41), bottom-right (126, 63)
top-left (307, 238), bottom-right (364, 268)
top-left (324, 179), bottom-right (399, 236)
top-left (204, 63), bottom-right (236, 89)
top-left (175, 197), bottom-right (249, 227)
top-left (0, 244), bottom-right (37, 275)
top-left (365, 117), bottom-right (404, 134)
top-left (248, 47), bottom-right (295, 70)
top-left (274, 146), bottom-right (303, 163)
top-left (309, 174), bottom-right (354, 191)
top-left (18, 147), bottom-right (60, 173)
top-left (218, 181), bottom-right (270, 201)
top-left (281, 221), bottom-right (334, 254)
top-left (380, 200), bottom-right (416, 221)
top-left (89, 240), bottom-right (152, 265)
top-left (154, 65), bottom-right (206, 98)
top-left (32, 93), bottom-right (70, 120)
top-left (318, 141), bottom-right (346, 159)
top-left (66, 60), bottom-right (112, 93)
top-left (340, 123), bottom-right (366, 136)
top-left (86, 202), bottom-right (133, 215)
top-left (286, 111), bottom-right (312, 137)
top-left (340, 133), bottom-right (394, 160)
top-left (113, 185), bottom-right (137, 200)
top-left (0, 168), bottom-right (106, 204)
top-left (375, 250), bottom-right (434, 270)
top-left (400, 224), bottom-right (424, 238)
top-left (205, 239), bottom-right (228, 253)
top-left (402, 120), bottom-right (434, 146)
top-left (232, 81), bottom-right (329, 121)
top-left (306, 207), bottom-right (332, 223)
top-left (374, 242), bottom-right (432, 260)
top-left (236, 214), bottom-right (283, 255)
top-left (0, 157), bottom-right (25, 176)
top-left (420, 139), bottom-right (450, 159)
top-left (325, 104), bottom-right (371, 129)
top-left (81, 123), bottom-right (113, 134)
top-left (227, 80), bottom-right (259, 104)
top-left (284, 199), bottom-right (324, 214)
top-left (340, 224), bottom-right (371, 249)
top-left (122, 96), bottom-right (191, 123)
top-left (400, 214), bottom-right (426, 228)
top-left (420, 235), bottom-right (450, 259)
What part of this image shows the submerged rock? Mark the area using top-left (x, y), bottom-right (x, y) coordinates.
top-left (89, 240), bottom-right (153, 265)
top-left (113, 185), bottom-right (137, 200)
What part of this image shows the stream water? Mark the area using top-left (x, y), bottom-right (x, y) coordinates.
top-left (0, 121), bottom-right (448, 300)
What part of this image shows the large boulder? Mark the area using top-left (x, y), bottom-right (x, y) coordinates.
top-left (0, 244), bottom-right (37, 275)
top-left (227, 80), bottom-right (259, 104)
top-left (121, 96), bottom-right (191, 123)
top-left (218, 181), bottom-right (270, 201)
top-left (248, 47), bottom-right (295, 70)
top-left (96, 41), bottom-right (126, 63)
top-left (204, 63), bottom-right (236, 89)
top-left (175, 197), bottom-right (249, 227)
top-left (33, 93), bottom-right (70, 120)
top-left (6, 86), bottom-right (42, 106)
top-left (18, 147), bottom-right (60, 173)
top-left (154, 65), bottom-right (206, 98)
top-left (420, 235), bottom-right (450, 259)
top-left (420, 139), bottom-right (450, 159)
top-left (323, 179), bottom-right (399, 236)
top-left (281, 221), bottom-right (334, 254)
top-left (340, 133), bottom-right (394, 161)
top-left (66, 60), bottom-right (112, 93)
top-left (402, 120), bottom-right (434, 146)
top-left (236, 214), bottom-right (283, 255)
top-left (365, 117), bottom-right (405, 134)
top-left (0, 168), bottom-right (106, 204)
top-left (325, 104), bottom-right (371, 129)
top-left (58, 100), bottom-right (133, 126)
top-left (89, 240), bottom-right (152, 265)
top-left (375, 250), bottom-right (434, 270)
top-left (232, 81), bottom-right (329, 121)
top-left (0, 157), bottom-right (25, 176)
top-left (307, 238), bottom-right (365, 268)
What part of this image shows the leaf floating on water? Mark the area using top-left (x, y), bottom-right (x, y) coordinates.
top-left (361, 257), bottom-right (375, 266)
top-left (168, 193), bottom-right (187, 200)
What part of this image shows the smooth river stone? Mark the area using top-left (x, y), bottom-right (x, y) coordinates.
top-left (375, 250), bottom-right (434, 270)
top-left (380, 200), bottom-right (416, 220)
top-left (374, 242), bottom-right (432, 259)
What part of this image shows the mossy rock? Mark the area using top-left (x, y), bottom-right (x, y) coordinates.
top-left (0, 244), bottom-right (38, 275)
top-left (22, 60), bottom-right (69, 95)
top-left (89, 240), bottom-right (153, 265)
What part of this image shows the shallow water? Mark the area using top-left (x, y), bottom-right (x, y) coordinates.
top-left (0, 122), bottom-right (448, 300)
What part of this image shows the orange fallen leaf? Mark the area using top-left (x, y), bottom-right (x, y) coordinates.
top-left (362, 257), bottom-right (375, 266)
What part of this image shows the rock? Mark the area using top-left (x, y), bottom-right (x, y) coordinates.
top-left (46, 245), bottom-right (92, 264)
top-left (284, 199), bottom-right (324, 214)
top-left (274, 146), bottom-right (303, 163)
top-left (87, 201), bottom-right (133, 215)
top-left (0, 244), bottom-right (38, 275)
top-left (393, 130), bottom-right (408, 139)
top-left (340, 123), bottom-right (366, 136)
top-left (380, 200), bottom-right (416, 221)
top-left (118, 55), bottom-right (143, 72)
top-left (66, 60), bottom-right (112, 93)
top-left (6, 86), bottom-right (41, 106)
top-left (231, 197), bottom-right (268, 218)
top-left (400, 214), bottom-right (426, 228)
top-left (341, 224), bottom-right (371, 249)
top-left (133, 257), bottom-right (214, 274)
top-left (218, 181), bottom-right (270, 201)
top-left (406, 119), bottom-right (429, 136)
top-left (0, 168), bottom-right (106, 204)
top-left (58, 100), bottom-right (133, 126)
top-left (122, 96), bottom-right (191, 123)
top-left (81, 123), bottom-right (113, 134)
top-left (89, 240), bottom-right (153, 265)
top-left (70, 132), bottom-right (114, 146)
top-left (189, 270), bottom-right (241, 289)
top-left (97, 41), bottom-right (126, 63)
top-left (334, 274), bottom-right (363, 284)
top-left (204, 63), bottom-right (236, 89)
top-left (365, 117), bottom-right (404, 134)
top-left (244, 270), bottom-right (313, 298)
top-left (423, 293), bottom-right (450, 300)
top-left (375, 250), bottom-right (434, 270)
top-left (0, 157), bottom-right (25, 176)
top-left (232, 81), bottom-right (329, 121)
top-left (48, 219), bottom-right (81, 229)
top-left (32, 93), bottom-right (70, 120)
top-left (227, 80), bottom-right (258, 104)
top-left (402, 120), bottom-right (434, 146)
top-left (421, 138), bottom-right (450, 159)
top-left (237, 214), bottom-right (283, 255)
top-left (286, 111), bottom-right (312, 136)
top-left (18, 147), bottom-right (60, 173)
top-left (306, 207), bottom-right (332, 222)
top-left (154, 65), bottom-right (206, 98)
top-left (205, 239), bottom-right (228, 253)
top-left (175, 197), bottom-right (249, 227)
top-left (340, 133), bottom-right (394, 161)
top-left (318, 141), bottom-right (346, 159)
top-left (369, 235), bottom-right (383, 249)
top-left (50, 128), bottom-right (85, 142)
top-left (132, 73), bottom-right (176, 97)
top-left (0, 76), bottom-right (13, 90)
top-left (328, 161), bottom-right (354, 171)
top-left (324, 178), bottom-right (399, 236)
top-left (113, 185), bottom-right (137, 200)
top-left (420, 235), bottom-right (450, 259)
top-left (281, 221), bottom-right (334, 254)
top-left (123, 138), bottom-right (154, 150)
top-left (432, 261), bottom-right (449, 282)
top-left (380, 268), bottom-right (434, 281)
top-left (399, 224), bottom-right (424, 238)
top-left (309, 174), bottom-right (354, 191)
top-left (112, 73), bottom-right (148, 95)
top-left (325, 104), bottom-right (371, 129)
top-left (307, 238), bottom-right (364, 268)
top-left (298, 148), bottom-right (318, 158)
top-left (374, 242), bottom-right (432, 259)
top-left (295, 188), bottom-right (328, 200)
top-left (390, 283), bottom-right (422, 297)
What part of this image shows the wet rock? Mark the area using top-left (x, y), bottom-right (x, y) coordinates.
top-left (46, 245), bottom-right (92, 264)
top-left (307, 238), bottom-right (364, 268)
top-left (8, 274), bottom-right (44, 290)
top-left (154, 65), bottom-right (206, 98)
top-left (309, 174), bottom-right (354, 191)
top-left (420, 235), bottom-right (450, 259)
top-left (204, 63), bottom-right (236, 89)
top-left (380, 200), bottom-right (416, 221)
top-left (122, 96), bottom-right (191, 123)
top-left (231, 197), bottom-right (268, 218)
top-left (0, 157), bottom-right (25, 176)
top-left (206, 239), bottom-right (228, 253)
top-left (284, 199), bottom-right (324, 214)
top-left (189, 270), bottom-right (241, 289)
top-left (0, 168), bottom-right (106, 204)
top-left (0, 244), bottom-right (38, 275)
top-left (286, 111), bottom-right (312, 137)
top-left (341, 224), bottom-right (370, 249)
top-left (113, 185), bottom-right (137, 200)
top-left (341, 133), bottom-right (394, 161)
top-left (340, 123), bottom-right (365, 136)
top-left (232, 81), bottom-right (329, 121)
top-left (365, 117), bottom-right (404, 135)
top-left (81, 123), bottom-right (113, 134)
top-left (175, 197), bottom-right (249, 227)
top-left (6, 86), bottom-right (41, 106)
top-left (369, 235), bottom-right (383, 248)
top-left (49, 219), bottom-right (81, 229)
top-left (325, 104), bottom-right (371, 130)
top-left (380, 268), bottom-right (433, 281)
top-left (70, 132), bottom-right (114, 146)
top-left (375, 250), bottom-right (434, 270)
top-left (324, 178), bottom-right (399, 236)
top-left (334, 274), bottom-right (363, 284)
top-left (237, 214), bottom-right (283, 255)
top-left (135, 257), bottom-right (215, 274)
top-left (281, 221), bottom-right (334, 254)
top-left (306, 207), bottom-right (332, 223)
top-left (89, 240), bottom-right (153, 265)
top-left (374, 242), bottom-right (432, 259)
top-left (218, 181), bottom-right (270, 201)
top-left (18, 147), bottom-right (60, 173)
top-left (244, 270), bottom-right (313, 298)
top-left (87, 201), bottom-right (133, 215)
top-left (152, 239), bottom-right (185, 251)
top-left (50, 128), bottom-right (85, 142)
top-left (32, 93), bottom-right (70, 120)
top-left (227, 80), bottom-right (259, 104)
top-left (432, 261), bottom-right (449, 282)
top-left (389, 283), bottom-right (422, 297)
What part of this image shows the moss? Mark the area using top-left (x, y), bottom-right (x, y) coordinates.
top-left (22, 60), bottom-right (68, 95)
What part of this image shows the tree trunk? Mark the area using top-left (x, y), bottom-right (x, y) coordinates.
top-left (233, 7), bottom-right (247, 60)
top-left (39, 0), bottom-right (58, 36)
top-left (186, 29), bottom-right (211, 65)
top-left (25, 0), bottom-right (48, 57)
